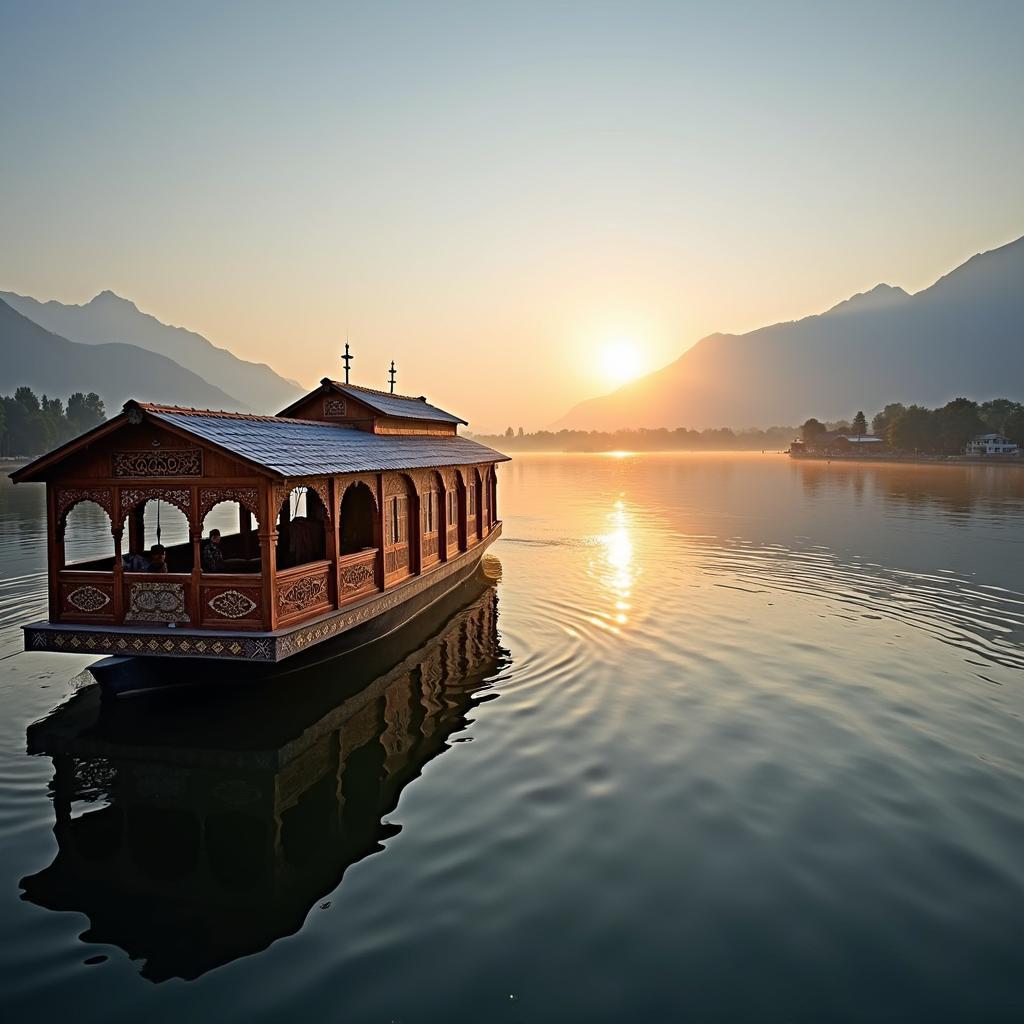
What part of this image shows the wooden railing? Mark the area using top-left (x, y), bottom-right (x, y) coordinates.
top-left (384, 541), bottom-right (410, 579)
top-left (122, 573), bottom-right (193, 625)
top-left (57, 570), bottom-right (118, 624)
top-left (52, 520), bottom-right (499, 631)
top-left (199, 574), bottom-right (265, 629)
top-left (337, 548), bottom-right (379, 605)
top-left (275, 560), bottom-right (333, 627)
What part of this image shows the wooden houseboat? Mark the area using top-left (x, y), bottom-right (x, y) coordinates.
top-left (10, 377), bottom-right (509, 664)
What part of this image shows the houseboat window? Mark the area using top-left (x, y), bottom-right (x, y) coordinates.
top-left (447, 490), bottom-right (456, 527)
top-left (276, 486), bottom-right (327, 569)
top-left (425, 491), bottom-right (436, 533)
top-left (122, 499), bottom-right (192, 573)
top-left (340, 482), bottom-right (376, 555)
top-left (62, 500), bottom-right (115, 570)
top-left (200, 500), bottom-right (260, 574)
top-left (389, 496), bottom-right (402, 545)
top-left (468, 482), bottom-right (475, 513)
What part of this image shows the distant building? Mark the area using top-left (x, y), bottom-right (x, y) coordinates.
top-left (790, 433), bottom-right (886, 456)
top-left (965, 433), bottom-right (1020, 456)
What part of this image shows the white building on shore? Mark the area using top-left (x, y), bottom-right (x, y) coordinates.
top-left (965, 433), bottom-right (1020, 456)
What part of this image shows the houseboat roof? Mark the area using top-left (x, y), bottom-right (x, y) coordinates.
top-left (12, 401), bottom-right (508, 483)
top-left (278, 379), bottom-right (468, 426)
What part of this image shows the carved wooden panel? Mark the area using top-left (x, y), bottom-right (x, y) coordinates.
top-left (56, 487), bottom-right (113, 522)
top-left (203, 585), bottom-right (263, 624)
top-left (113, 449), bottom-right (202, 477)
top-left (125, 581), bottom-right (190, 623)
top-left (384, 546), bottom-right (409, 575)
top-left (199, 487), bottom-right (260, 523)
top-left (277, 567), bottom-right (330, 616)
top-left (423, 534), bottom-right (439, 558)
top-left (61, 581), bottom-right (115, 617)
top-left (384, 473), bottom-right (411, 498)
top-left (119, 487), bottom-right (192, 519)
top-left (323, 397), bottom-right (347, 417)
top-left (338, 550), bottom-right (378, 602)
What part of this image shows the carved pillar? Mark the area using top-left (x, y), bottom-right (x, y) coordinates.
top-left (112, 526), bottom-right (124, 622)
top-left (376, 472), bottom-right (386, 590)
top-left (325, 476), bottom-right (340, 608)
top-left (260, 481), bottom-right (279, 631)
top-left (240, 507), bottom-right (254, 558)
top-left (411, 487), bottom-right (422, 575)
top-left (189, 485), bottom-right (201, 621)
top-left (46, 483), bottom-right (61, 621)
top-left (128, 504), bottom-right (144, 556)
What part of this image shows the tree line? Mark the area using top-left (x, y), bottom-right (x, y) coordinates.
top-left (471, 424), bottom-right (797, 452)
top-left (0, 387), bottom-right (106, 459)
top-left (800, 398), bottom-right (1024, 454)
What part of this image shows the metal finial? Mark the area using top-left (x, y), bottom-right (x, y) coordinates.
top-left (341, 339), bottom-right (353, 384)
top-left (388, 360), bottom-right (396, 394)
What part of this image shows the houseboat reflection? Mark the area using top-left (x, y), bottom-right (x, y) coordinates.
top-left (20, 563), bottom-right (505, 982)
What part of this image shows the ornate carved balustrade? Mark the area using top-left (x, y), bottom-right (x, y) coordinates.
top-left (123, 574), bottom-right (192, 625)
top-left (275, 560), bottom-right (333, 627)
top-left (337, 548), bottom-right (379, 605)
top-left (384, 541), bottom-right (410, 578)
top-left (199, 575), bottom-right (265, 629)
top-left (58, 571), bottom-right (117, 624)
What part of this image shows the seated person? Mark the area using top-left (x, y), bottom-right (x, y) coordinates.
top-left (201, 529), bottom-right (225, 572)
top-left (147, 544), bottom-right (169, 572)
top-left (122, 549), bottom-right (150, 572)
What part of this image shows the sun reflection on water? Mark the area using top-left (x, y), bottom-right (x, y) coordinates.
top-left (589, 497), bottom-right (638, 634)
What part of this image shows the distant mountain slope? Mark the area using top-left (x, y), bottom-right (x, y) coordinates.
top-left (0, 289), bottom-right (304, 414)
top-left (557, 235), bottom-right (1024, 430)
top-left (0, 299), bottom-right (244, 413)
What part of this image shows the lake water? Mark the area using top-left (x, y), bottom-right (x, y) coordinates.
top-left (1, 453), bottom-right (1023, 1022)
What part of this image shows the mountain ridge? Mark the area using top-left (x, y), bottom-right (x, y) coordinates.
top-left (0, 298), bottom-right (246, 414)
top-left (0, 288), bottom-right (305, 414)
top-left (557, 234), bottom-right (1024, 430)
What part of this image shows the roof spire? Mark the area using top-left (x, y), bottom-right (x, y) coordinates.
top-left (388, 360), bottom-right (396, 394)
top-left (341, 338), bottom-right (353, 384)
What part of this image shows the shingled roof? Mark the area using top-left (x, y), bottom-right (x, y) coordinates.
top-left (279, 380), bottom-right (468, 425)
top-left (145, 405), bottom-right (502, 476)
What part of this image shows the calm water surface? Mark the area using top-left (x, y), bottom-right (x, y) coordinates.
top-left (1, 453), bottom-right (1023, 1022)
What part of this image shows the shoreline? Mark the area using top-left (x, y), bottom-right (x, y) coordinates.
top-left (789, 452), bottom-right (1023, 468)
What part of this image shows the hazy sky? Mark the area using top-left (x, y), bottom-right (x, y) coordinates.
top-left (2, 1), bottom-right (1022, 431)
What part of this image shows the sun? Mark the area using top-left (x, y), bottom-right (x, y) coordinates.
top-left (600, 338), bottom-right (643, 384)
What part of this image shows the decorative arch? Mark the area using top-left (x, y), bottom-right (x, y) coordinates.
top-left (338, 475), bottom-right (379, 512)
top-left (276, 484), bottom-right (328, 569)
top-left (119, 487), bottom-right (192, 522)
top-left (121, 496), bottom-right (192, 571)
top-left (420, 470), bottom-right (445, 566)
top-left (453, 469), bottom-right (469, 553)
top-left (56, 487), bottom-right (113, 528)
top-left (383, 472), bottom-right (420, 577)
top-left (199, 487), bottom-right (260, 525)
top-left (275, 478), bottom-right (332, 522)
top-left (339, 480), bottom-right (379, 555)
top-left (62, 498), bottom-right (115, 569)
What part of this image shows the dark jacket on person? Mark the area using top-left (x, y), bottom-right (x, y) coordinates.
top-left (201, 540), bottom-right (226, 573)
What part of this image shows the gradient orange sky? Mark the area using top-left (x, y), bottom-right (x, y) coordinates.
top-left (2, 2), bottom-right (1022, 432)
